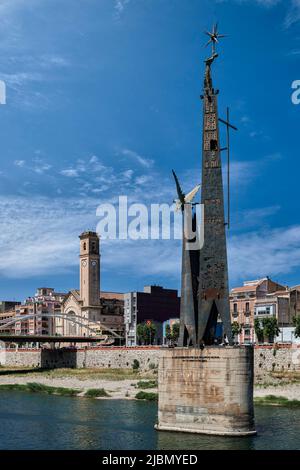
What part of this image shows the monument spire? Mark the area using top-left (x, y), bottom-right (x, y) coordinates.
top-left (204, 22), bottom-right (226, 55)
top-left (198, 24), bottom-right (232, 345)
top-left (203, 23), bottom-right (226, 91)
top-left (156, 27), bottom-right (256, 438)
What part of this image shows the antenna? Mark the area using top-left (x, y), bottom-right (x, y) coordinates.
top-left (219, 107), bottom-right (238, 230)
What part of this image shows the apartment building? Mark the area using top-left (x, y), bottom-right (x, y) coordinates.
top-left (230, 277), bottom-right (288, 343)
top-left (124, 285), bottom-right (180, 346)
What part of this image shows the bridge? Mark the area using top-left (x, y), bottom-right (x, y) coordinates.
top-left (0, 312), bottom-right (123, 345)
top-left (0, 334), bottom-right (102, 344)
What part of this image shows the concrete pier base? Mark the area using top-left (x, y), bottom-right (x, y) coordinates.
top-left (155, 346), bottom-right (256, 436)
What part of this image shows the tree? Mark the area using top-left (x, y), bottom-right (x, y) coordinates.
top-left (231, 321), bottom-right (241, 337)
top-left (254, 318), bottom-right (264, 344)
top-left (136, 321), bottom-right (157, 345)
top-left (136, 323), bottom-right (145, 345)
top-left (165, 321), bottom-right (180, 346)
top-left (293, 316), bottom-right (300, 338)
top-left (172, 322), bottom-right (180, 344)
top-left (165, 324), bottom-right (172, 344)
top-left (262, 317), bottom-right (280, 343)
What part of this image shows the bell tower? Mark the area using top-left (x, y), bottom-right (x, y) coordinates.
top-left (79, 231), bottom-right (100, 307)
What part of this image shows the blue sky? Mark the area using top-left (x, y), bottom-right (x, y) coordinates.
top-left (0, 0), bottom-right (300, 301)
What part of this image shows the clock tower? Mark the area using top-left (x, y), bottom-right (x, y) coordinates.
top-left (79, 231), bottom-right (100, 307)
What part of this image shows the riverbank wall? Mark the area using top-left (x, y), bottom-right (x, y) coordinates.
top-left (2, 347), bottom-right (162, 371)
top-left (2, 345), bottom-right (300, 379)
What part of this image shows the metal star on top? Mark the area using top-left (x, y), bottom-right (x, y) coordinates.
top-left (205, 23), bottom-right (226, 54)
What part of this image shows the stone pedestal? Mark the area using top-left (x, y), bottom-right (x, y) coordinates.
top-left (155, 346), bottom-right (256, 436)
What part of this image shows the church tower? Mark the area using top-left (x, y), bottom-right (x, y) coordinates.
top-left (79, 231), bottom-right (100, 307)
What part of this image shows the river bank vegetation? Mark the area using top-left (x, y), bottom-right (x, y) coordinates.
top-left (0, 366), bottom-right (299, 405)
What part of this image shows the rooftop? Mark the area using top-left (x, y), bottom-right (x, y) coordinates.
top-left (79, 231), bottom-right (99, 239)
top-left (101, 291), bottom-right (124, 301)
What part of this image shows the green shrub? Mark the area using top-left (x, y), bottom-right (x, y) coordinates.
top-left (136, 380), bottom-right (157, 389)
top-left (84, 388), bottom-right (110, 398)
top-left (135, 391), bottom-right (158, 401)
top-left (0, 382), bottom-right (80, 397)
top-left (254, 395), bottom-right (300, 408)
top-left (132, 359), bottom-right (140, 371)
top-left (26, 382), bottom-right (80, 396)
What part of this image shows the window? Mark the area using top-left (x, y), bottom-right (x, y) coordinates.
top-left (233, 303), bottom-right (237, 313)
top-left (210, 139), bottom-right (218, 151)
top-left (83, 242), bottom-right (86, 251)
top-left (245, 302), bottom-right (250, 313)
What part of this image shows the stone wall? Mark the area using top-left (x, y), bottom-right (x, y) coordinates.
top-left (2, 345), bottom-right (300, 377)
top-left (77, 347), bottom-right (161, 370)
top-left (2, 349), bottom-right (41, 368)
top-left (2, 347), bottom-right (161, 370)
top-left (254, 345), bottom-right (300, 382)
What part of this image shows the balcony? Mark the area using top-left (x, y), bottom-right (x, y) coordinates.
top-left (243, 310), bottom-right (251, 316)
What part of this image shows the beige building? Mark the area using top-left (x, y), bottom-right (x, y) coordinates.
top-left (0, 289), bottom-right (66, 337)
top-left (0, 309), bottom-right (16, 334)
top-left (230, 277), bottom-right (288, 343)
top-left (61, 231), bottom-right (124, 340)
top-left (289, 285), bottom-right (300, 319)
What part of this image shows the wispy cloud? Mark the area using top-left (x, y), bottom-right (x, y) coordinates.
top-left (229, 225), bottom-right (300, 283)
top-left (288, 49), bottom-right (300, 55)
top-left (0, 195), bottom-right (96, 278)
top-left (120, 148), bottom-right (154, 169)
top-left (14, 159), bottom-right (25, 167)
top-left (216, 0), bottom-right (281, 5)
top-left (1, 146), bottom-right (286, 283)
top-left (285, 0), bottom-right (300, 28)
top-left (114, 0), bottom-right (130, 19)
top-left (232, 205), bottom-right (281, 229)
top-left (13, 157), bottom-right (52, 174)
top-left (32, 157), bottom-right (52, 174)
top-left (1, 193), bottom-right (299, 288)
top-left (222, 153), bottom-right (281, 190)
top-left (0, 194), bottom-right (181, 280)
top-left (216, 0), bottom-right (300, 28)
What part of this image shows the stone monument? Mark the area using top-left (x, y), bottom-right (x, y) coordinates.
top-left (156, 25), bottom-right (256, 436)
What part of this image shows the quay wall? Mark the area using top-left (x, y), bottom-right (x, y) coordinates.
top-left (2, 345), bottom-right (300, 378)
top-left (1, 347), bottom-right (161, 370)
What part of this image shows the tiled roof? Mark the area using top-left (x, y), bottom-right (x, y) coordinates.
top-left (231, 285), bottom-right (258, 293)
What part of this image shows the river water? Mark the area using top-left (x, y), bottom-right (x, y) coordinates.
top-left (0, 391), bottom-right (299, 450)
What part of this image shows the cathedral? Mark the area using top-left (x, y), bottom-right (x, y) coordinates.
top-left (61, 231), bottom-right (124, 340)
